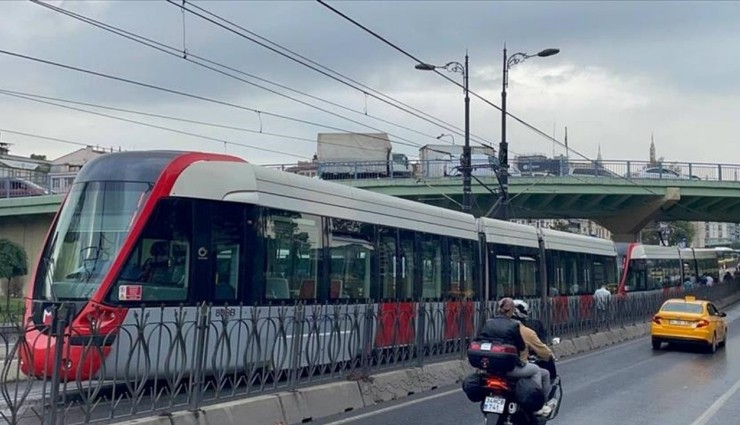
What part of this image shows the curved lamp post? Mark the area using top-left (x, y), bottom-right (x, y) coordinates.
top-left (416, 55), bottom-right (471, 213)
top-left (498, 47), bottom-right (560, 220)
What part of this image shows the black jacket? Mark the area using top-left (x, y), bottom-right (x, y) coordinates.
top-left (478, 315), bottom-right (526, 353)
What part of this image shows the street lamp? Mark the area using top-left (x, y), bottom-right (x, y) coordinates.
top-left (436, 133), bottom-right (455, 145)
top-left (416, 55), bottom-right (471, 214)
top-left (497, 47), bottom-right (559, 220)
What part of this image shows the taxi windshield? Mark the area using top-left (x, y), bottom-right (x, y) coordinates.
top-left (661, 302), bottom-right (704, 314)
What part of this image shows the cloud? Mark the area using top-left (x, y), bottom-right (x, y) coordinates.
top-left (1, 0), bottom-right (739, 171)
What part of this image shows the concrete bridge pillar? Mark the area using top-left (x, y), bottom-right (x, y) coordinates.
top-left (597, 187), bottom-right (681, 243)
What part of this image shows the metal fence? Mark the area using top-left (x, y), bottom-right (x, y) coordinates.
top-left (265, 159), bottom-right (740, 183)
top-left (1, 284), bottom-right (738, 424)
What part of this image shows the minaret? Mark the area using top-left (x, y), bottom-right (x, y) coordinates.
top-left (649, 133), bottom-right (656, 165)
top-left (597, 144), bottom-right (603, 164)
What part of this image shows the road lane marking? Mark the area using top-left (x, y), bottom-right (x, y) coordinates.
top-left (321, 388), bottom-right (459, 425)
top-left (689, 377), bottom-right (740, 425)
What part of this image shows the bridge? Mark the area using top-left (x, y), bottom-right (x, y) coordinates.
top-left (3, 158), bottom-right (740, 257)
top-left (344, 175), bottom-right (740, 241)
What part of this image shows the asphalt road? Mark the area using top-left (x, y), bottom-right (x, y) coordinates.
top-left (309, 302), bottom-right (740, 425)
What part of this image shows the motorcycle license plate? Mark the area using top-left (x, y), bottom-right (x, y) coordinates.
top-left (483, 395), bottom-right (506, 413)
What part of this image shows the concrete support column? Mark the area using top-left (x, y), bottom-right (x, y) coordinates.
top-left (597, 187), bottom-right (681, 243)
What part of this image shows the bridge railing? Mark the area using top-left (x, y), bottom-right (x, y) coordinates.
top-left (264, 159), bottom-right (740, 183)
top-left (1, 283), bottom-right (738, 424)
top-left (5, 158), bottom-right (740, 201)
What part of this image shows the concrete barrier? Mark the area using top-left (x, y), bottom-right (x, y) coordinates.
top-left (571, 336), bottom-right (593, 354)
top-left (299, 381), bottom-right (365, 419)
top-left (198, 395), bottom-right (284, 425)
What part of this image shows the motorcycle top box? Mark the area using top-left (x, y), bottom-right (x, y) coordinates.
top-left (467, 340), bottom-right (520, 373)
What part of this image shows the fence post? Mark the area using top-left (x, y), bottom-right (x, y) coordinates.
top-left (626, 161), bottom-right (631, 177)
top-left (47, 304), bottom-right (68, 425)
top-left (289, 304), bottom-right (306, 391)
top-left (718, 164), bottom-right (722, 181)
top-left (416, 302), bottom-right (426, 368)
top-left (189, 304), bottom-right (209, 411)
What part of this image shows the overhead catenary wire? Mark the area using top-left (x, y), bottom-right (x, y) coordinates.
top-left (0, 88), bottom-right (423, 155)
top-left (0, 128), bottom-right (100, 149)
top-left (0, 48), bottom-right (438, 154)
top-left (30, 0), bottom-right (437, 152)
top-left (167, 0), bottom-right (495, 148)
top-left (313, 0), bottom-right (720, 221)
top-left (315, 0), bottom-right (602, 165)
top-left (0, 89), bottom-right (310, 159)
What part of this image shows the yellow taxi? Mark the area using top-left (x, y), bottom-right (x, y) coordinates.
top-left (651, 295), bottom-right (728, 353)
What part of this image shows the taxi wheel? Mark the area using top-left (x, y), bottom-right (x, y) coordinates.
top-left (719, 329), bottom-right (727, 348)
top-left (707, 334), bottom-right (718, 354)
top-left (652, 339), bottom-right (662, 350)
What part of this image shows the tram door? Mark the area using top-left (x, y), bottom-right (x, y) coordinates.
top-left (192, 202), bottom-right (246, 307)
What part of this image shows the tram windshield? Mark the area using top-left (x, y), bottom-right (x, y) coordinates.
top-left (34, 181), bottom-right (152, 301)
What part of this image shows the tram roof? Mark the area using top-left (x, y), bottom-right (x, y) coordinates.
top-left (171, 160), bottom-right (479, 240)
top-left (540, 228), bottom-right (616, 257)
top-left (478, 218), bottom-right (540, 248)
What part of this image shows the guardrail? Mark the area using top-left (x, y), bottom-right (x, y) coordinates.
top-left (0, 283), bottom-right (737, 424)
top-left (5, 158), bottom-right (740, 201)
top-left (265, 159), bottom-right (740, 183)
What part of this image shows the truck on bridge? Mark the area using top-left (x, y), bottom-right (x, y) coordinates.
top-left (317, 132), bottom-right (412, 180)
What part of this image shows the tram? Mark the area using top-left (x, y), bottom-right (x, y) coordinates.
top-left (23, 151), bottom-right (620, 380)
top-left (617, 243), bottom-right (721, 294)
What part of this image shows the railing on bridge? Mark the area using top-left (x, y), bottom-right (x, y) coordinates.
top-left (265, 159), bottom-right (740, 183)
top-left (5, 158), bottom-right (740, 201)
top-left (0, 283), bottom-right (737, 424)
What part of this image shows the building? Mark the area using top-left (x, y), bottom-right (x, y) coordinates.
top-left (0, 142), bottom-right (51, 186)
top-left (49, 146), bottom-right (112, 193)
top-left (694, 221), bottom-right (740, 247)
top-left (512, 218), bottom-right (612, 240)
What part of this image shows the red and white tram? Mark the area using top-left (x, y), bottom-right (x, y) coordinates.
top-left (22, 151), bottom-right (621, 380)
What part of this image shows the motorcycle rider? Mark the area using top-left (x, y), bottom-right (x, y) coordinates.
top-left (512, 299), bottom-right (557, 385)
top-left (479, 297), bottom-right (552, 417)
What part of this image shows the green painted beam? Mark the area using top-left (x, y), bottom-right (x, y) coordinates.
top-left (0, 195), bottom-right (63, 217)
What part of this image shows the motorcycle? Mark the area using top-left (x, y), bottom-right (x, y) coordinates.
top-left (467, 342), bottom-right (563, 425)
top-left (478, 370), bottom-right (562, 425)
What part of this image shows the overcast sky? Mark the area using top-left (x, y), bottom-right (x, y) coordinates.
top-left (1, 0), bottom-right (739, 165)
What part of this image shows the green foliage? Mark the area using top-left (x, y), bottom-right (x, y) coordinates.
top-left (641, 221), bottom-right (695, 246)
top-left (0, 239), bottom-right (28, 300)
top-left (0, 239), bottom-right (27, 280)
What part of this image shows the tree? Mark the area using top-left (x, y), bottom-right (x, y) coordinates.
top-left (0, 239), bottom-right (28, 305)
top-left (640, 221), bottom-right (695, 246)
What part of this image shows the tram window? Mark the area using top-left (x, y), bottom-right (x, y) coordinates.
top-left (398, 231), bottom-right (415, 300)
top-left (212, 204), bottom-right (244, 302)
top-left (329, 219), bottom-right (374, 300)
top-left (450, 240), bottom-right (462, 298)
top-left (496, 255), bottom-right (515, 297)
top-left (263, 211), bottom-right (321, 301)
top-left (565, 254), bottom-right (579, 295)
top-left (378, 228), bottom-right (397, 300)
top-left (461, 241), bottom-right (476, 299)
top-left (421, 234), bottom-right (442, 299)
top-left (519, 257), bottom-right (537, 297)
top-left (111, 198), bottom-right (192, 303)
